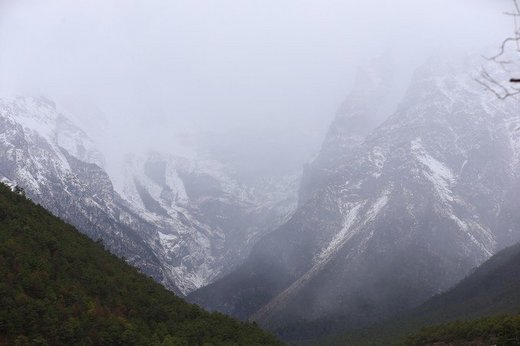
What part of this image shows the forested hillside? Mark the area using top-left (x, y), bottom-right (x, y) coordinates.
top-left (403, 314), bottom-right (520, 345)
top-left (0, 183), bottom-right (282, 345)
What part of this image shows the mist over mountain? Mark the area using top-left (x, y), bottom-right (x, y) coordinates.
top-left (189, 56), bottom-right (520, 340)
top-left (0, 96), bottom-right (300, 294)
top-left (1, 0), bottom-right (520, 344)
top-left (0, 0), bottom-right (509, 158)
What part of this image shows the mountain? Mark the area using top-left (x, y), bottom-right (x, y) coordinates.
top-left (322, 241), bottom-right (520, 345)
top-left (0, 96), bottom-right (183, 294)
top-left (0, 182), bottom-right (282, 345)
top-left (114, 151), bottom-right (297, 293)
top-left (299, 57), bottom-right (409, 205)
top-left (0, 96), bottom-right (298, 295)
top-left (409, 242), bottom-right (520, 325)
top-left (189, 57), bottom-right (520, 340)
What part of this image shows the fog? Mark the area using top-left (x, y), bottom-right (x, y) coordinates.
top-left (0, 0), bottom-right (512, 166)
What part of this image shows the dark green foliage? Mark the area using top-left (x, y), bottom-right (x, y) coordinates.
top-left (0, 183), bottom-right (282, 346)
top-left (404, 314), bottom-right (520, 346)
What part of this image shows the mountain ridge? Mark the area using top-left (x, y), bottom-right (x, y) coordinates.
top-left (0, 95), bottom-right (298, 295)
top-left (190, 57), bottom-right (520, 341)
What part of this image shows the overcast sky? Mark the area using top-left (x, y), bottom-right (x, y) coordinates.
top-left (0, 0), bottom-right (512, 158)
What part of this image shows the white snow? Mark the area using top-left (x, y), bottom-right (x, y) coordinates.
top-left (450, 215), bottom-right (493, 257)
top-left (11, 97), bottom-right (58, 141)
top-left (0, 176), bottom-right (15, 190)
top-left (317, 203), bottom-right (363, 262)
top-left (370, 146), bottom-right (386, 169)
top-left (164, 162), bottom-right (189, 204)
top-left (0, 97), bottom-right (105, 174)
top-left (365, 191), bottom-right (389, 221)
top-left (458, 159), bottom-right (468, 176)
top-left (55, 119), bottom-right (105, 168)
top-left (411, 138), bottom-right (455, 202)
top-left (158, 231), bottom-right (178, 244)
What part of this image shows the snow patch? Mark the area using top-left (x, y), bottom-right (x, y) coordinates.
top-left (365, 191), bottom-right (390, 221)
top-left (450, 215), bottom-right (493, 257)
top-left (0, 176), bottom-right (15, 190)
top-left (10, 97), bottom-right (58, 141)
top-left (411, 138), bottom-right (455, 202)
top-left (370, 147), bottom-right (386, 169)
top-left (158, 231), bottom-right (178, 244)
top-left (317, 203), bottom-right (363, 262)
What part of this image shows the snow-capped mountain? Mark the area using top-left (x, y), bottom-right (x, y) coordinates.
top-left (0, 96), bottom-right (298, 295)
top-left (189, 57), bottom-right (520, 337)
top-left (114, 151), bottom-right (297, 293)
top-left (299, 57), bottom-right (409, 205)
top-left (0, 96), bottom-right (181, 292)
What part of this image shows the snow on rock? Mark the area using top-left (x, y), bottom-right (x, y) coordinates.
top-left (116, 150), bottom-right (298, 294)
top-left (0, 96), bottom-right (187, 294)
top-left (365, 189), bottom-right (390, 221)
top-left (317, 202), bottom-right (363, 263)
top-left (0, 96), bottom-right (300, 294)
top-left (411, 137), bottom-right (455, 202)
top-left (195, 57), bottom-right (520, 327)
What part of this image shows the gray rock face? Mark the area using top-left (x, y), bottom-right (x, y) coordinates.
top-left (115, 151), bottom-right (298, 293)
top-left (0, 96), bottom-right (180, 293)
top-left (189, 58), bottom-right (520, 336)
top-left (0, 96), bottom-right (298, 295)
top-left (299, 58), bottom-right (409, 206)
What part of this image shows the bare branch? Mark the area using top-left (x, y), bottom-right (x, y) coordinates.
top-left (477, 65), bottom-right (520, 100)
top-left (478, 0), bottom-right (520, 99)
top-left (486, 37), bottom-right (520, 61)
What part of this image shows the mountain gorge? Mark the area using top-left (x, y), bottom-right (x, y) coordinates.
top-left (0, 96), bottom-right (299, 295)
top-left (189, 57), bottom-right (520, 340)
top-left (114, 150), bottom-right (297, 293)
top-left (2, 0), bottom-right (517, 344)
top-left (3, 55), bottom-right (520, 344)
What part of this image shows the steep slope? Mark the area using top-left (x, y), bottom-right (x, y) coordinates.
top-left (0, 183), bottom-right (282, 345)
top-left (0, 96), bottom-right (298, 295)
top-left (410, 242), bottom-right (520, 325)
top-left (0, 96), bottom-right (182, 293)
top-left (190, 57), bottom-right (520, 339)
top-left (115, 152), bottom-right (297, 293)
top-left (299, 58), bottom-right (409, 205)
top-left (323, 242), bottom-right (520, 345)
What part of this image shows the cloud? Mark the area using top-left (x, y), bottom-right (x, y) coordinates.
top-left (0, 0), bottom-right (512, 156)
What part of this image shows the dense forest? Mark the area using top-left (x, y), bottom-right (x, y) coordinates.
top-left (0, 183), bottom-right (282, 345)
top-left (403, 314), bottom-right (520, 345)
